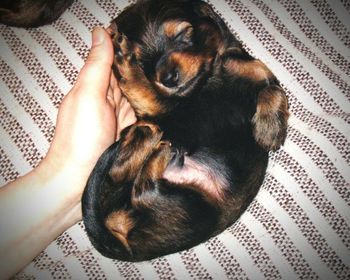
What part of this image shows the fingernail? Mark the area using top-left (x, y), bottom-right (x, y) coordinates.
top-left (92, 27), bottom-right (105, 47)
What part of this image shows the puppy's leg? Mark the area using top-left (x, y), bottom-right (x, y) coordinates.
top-left (112, 30), bottom-right (166, 118)
top-left (252, 85), bottom-right (289, 151)
top-left (131, 140), bottom-right (173, 209)
top-left (223, 49), bottom-right (289, 151)
top-left (109, 121), bottom-right (163, 182)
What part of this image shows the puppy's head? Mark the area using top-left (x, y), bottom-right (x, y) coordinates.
top-left (111, 0), bottom-right (237, 98)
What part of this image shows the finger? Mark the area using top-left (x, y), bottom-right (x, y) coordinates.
top-left (116, 97), bottom-right (136, 139)
top-left (74, 27), bottom-right (114, 97)
top-left (110, 73), bottom-right (123, 107)
top-left (105, 21), bottom-right (118, 36)
top-left (106, 85), bottom-right (116, 108)
top-left (110, 71), bottom-right (118, 91)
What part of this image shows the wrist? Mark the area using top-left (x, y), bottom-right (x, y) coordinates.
top-left (33, 155), bottom-right (86, 223)
top-left (0, 164), bottom-right (82, 278)
top-left (41, 149), bottom-right (91, 194)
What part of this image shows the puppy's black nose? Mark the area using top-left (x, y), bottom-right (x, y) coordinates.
top-left (161, 70), bottom-right (179, 88)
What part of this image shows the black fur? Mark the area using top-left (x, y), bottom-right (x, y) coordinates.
top-left (81, 0), bottom-right (289, 261)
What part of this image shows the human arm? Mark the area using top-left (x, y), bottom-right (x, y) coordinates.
top-left (0, 27), bottom-right (136, 279)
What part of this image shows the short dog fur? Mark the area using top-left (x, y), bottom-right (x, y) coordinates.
top-left (82, 0), bottom-right (289, 262)
top-left (1, 0), bottom-right (289, 262)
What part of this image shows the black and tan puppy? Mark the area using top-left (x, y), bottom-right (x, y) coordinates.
top-left (82, 0), bottom-right (289, 261)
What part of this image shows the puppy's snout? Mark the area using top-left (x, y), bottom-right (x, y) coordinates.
top-left (156, 55), bottom-right (181, 88)
top-left (160, 69), bottom-right (179, 88)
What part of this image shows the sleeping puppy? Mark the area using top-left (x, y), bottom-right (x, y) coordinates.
top-left (0, 0), bottom-right (288, 264)
top-left (82, 0), bottom-right (289, 262)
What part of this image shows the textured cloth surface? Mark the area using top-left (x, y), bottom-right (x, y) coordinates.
top-left (1, 0), bottom-right (349, 279)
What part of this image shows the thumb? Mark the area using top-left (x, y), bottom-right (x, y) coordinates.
top-left (75, 27), bottom-right (114, 95)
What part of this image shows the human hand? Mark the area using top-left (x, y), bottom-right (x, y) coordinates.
top-left (0, 27), bottom-right (136, 278)
top-left (40, 27), bottom-right (136, 212)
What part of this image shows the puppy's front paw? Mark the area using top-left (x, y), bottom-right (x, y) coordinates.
top-left (252, 85), bottom-right (289, 151)
top-left (112, 30), bottom-right (138, 81)
top-left (110, 26), bottom-right (164, 118)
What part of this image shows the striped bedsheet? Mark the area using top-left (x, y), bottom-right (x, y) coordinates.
top-left (0, 0), bottom-right (349, 279)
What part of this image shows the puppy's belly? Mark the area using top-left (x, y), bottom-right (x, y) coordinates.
top-left (163, 156), bottom-right (228, 202)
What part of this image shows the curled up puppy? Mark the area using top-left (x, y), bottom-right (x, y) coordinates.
top-left (0, 0), bottom-right (289, 262)
top-left (82, 0), bottom-right (289, 261)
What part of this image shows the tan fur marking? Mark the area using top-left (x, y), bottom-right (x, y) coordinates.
top-left (133, 44), bottom-right (142, 61)
top-left (171, 52), bottom-right (205, 83)
top-left (110, 122), bottom-right (163, 182)
top-left (116, 53), bottom-right (165, 117)
top-left (120, 79), bottom-right (166, 117)
top-left (255, 87), bottom-right (288, 116)
top-left (105, 211), bottom-right (135, 252)
top-left (163, 20), bottom-right (193, 38)
top-left (224, 59), bottom-right (273, 82)
top-left (111, 26), bottom-right (165, 118)
top-left (142, 141), bottom-right (172, 179)
top-left (131, 141), bottom-right (172, 208)
top-left (252, 86), bottom-right (289, 151)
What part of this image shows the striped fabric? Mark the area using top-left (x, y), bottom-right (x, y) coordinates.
top-left (1, 0), bottom-right (349, 279)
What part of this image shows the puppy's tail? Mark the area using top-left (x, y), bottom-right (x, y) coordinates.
top-left (0, 0), bottom-right (74, 27)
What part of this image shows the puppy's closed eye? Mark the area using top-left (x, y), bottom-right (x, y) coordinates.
top-left (163, 20), bottom-right (193, 43)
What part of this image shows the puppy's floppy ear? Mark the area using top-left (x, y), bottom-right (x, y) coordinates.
top-left (252, 85), bottom-right (289, 151)
top-left (192, 1), bottom-right (239, 49)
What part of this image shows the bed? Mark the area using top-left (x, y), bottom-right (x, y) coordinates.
top-left (0, 0), bottom-right (349, 279)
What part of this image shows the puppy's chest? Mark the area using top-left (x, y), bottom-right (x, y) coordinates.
top-left (158, 95), bottom-right (238, 151)
top-left (159, 113), bottom-right (200, 145)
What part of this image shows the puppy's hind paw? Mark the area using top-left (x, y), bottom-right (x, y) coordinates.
top-left (169, 147), bottom-right (185, 168)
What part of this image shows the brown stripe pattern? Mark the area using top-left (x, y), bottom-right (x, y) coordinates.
top-left (0, 0), bottom-right (349, 279)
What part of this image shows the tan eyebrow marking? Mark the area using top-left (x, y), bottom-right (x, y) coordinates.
top-left (162, 20), bottom-right (193, 39)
